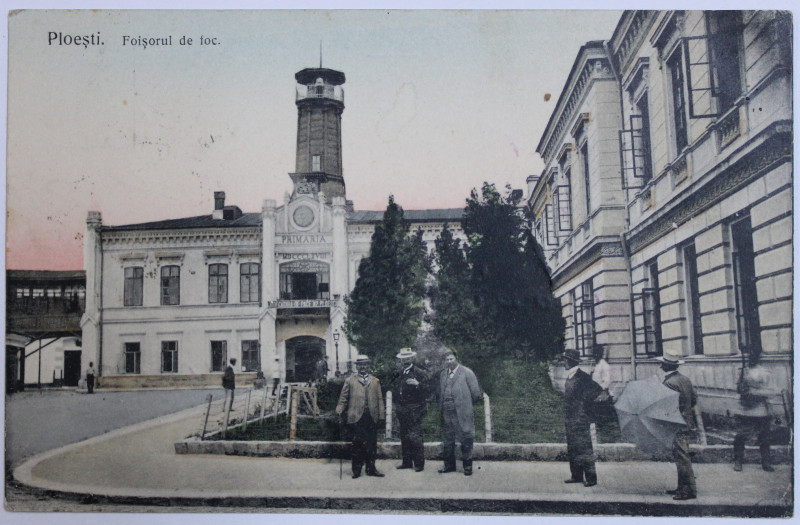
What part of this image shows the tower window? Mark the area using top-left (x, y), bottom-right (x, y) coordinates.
top-left (312, 155), bottom-right (322, 172)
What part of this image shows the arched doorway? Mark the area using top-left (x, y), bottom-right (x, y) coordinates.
top-left (285, 336), bottom-right (325, 383)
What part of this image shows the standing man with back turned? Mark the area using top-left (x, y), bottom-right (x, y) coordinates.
top-left (437, 349), bottom-right (482, 476)
top-left (222, 358), bottom-right (236, 411)
top-left (563, 349), bottom-right (603, 487)
top-left (658, 352), bottom-right (697, 500)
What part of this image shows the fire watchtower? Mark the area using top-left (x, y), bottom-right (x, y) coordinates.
top-left (291, 67), bottom-right (346, 203)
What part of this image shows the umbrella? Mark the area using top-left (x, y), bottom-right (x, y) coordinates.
top-left (614, 375), bottom-right (686, 456)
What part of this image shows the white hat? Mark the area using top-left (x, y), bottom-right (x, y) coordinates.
top-left (396, 348), bottom-right (416, 359)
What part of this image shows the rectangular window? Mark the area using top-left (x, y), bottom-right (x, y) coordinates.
top-left (211, 340), bottom-right (227, 372)
top-left (683, 244), bottom-right (704, 355)
top-left (161, 341), bottom-right (178, 373)
top-left (707, 11), bottom-right (743, 114)
top-left (124, 267), bottom-right (143, 306)
top-left (574, 281), bottom-right (595, 357)
top-left (731, 217), bottom-right (762, 361)
top-left (643, 261), bottom-right (663, 356)
top-left (242, 340), bottom-right (260, 372)
top-left (208, 263), bottom-right (228, 303)
top-left (581, 143), bottom-right (591, 215)
top-left (545, 204), bottom-right (557, 246)
top-left (668, 49), bottom-right (689, 152)
top-left (124, 342), bottom-right (141, 374)
top-left (240, 263), bottom-right (260, 303)
top-left (557, 174), bottom-right (572, 232)
top-left (312, 155), bottom-right (322, 172)
top-left (635, 93), bottom-right (653, 183)
top-left (161, 266), bottom-right (180, 305)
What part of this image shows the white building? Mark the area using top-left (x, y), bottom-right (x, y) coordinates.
top-left (531, 10), bottom-right (792, 417)
top-left (81, 66), bottom-right (464, 389)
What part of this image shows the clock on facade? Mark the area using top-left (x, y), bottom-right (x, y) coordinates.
top-left (293, 205), bottom-right (315, 228)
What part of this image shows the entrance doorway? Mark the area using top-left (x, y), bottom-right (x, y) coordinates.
top-left (285, 336), bottom-right (324, 383)
top-left (64, 350), bottom-right (82, 387)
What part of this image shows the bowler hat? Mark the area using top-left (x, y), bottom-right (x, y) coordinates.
top-left (355, 354), bottom-right (371, 363)
top-left (563, 349), bottom-right (581, 363)
top-left (396, 348), bottom-right (416, 359)
top-left (656, 352), bottom-right (685, 365)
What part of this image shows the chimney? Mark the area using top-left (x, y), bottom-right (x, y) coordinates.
top-left (526, 174), bottom-right (541, 201)
top-left (213, 191), bottom-right (225, 220)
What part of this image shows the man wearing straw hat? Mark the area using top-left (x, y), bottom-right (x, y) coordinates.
top-left (336, 354), bottom-right (386, 478)
top-left (657, 351), bottom-right (697, 501)
top-left (392, 348), bottom-right (430, 472)
top-left (562, 349), bottom-right (603, 487)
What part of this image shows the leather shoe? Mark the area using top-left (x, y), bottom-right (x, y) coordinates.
top-left (438, 467), bottom-right (457, 474)
top-left (733, 462), bottom-right (743, 472)
top-left (352, 472), bottom-right (361, 479)
top-left (665, 489), bottom-right (679, 495)
top-left (366, 470), bottom-right (385, 477)
top-left (583, 481), bottom-right (597, 487)
top-left (414, 466), bottom-right (424, 472)
top-left (673, 494), bottom-right (697, 501)
top-left (564, 478), bottom-right (583, 484)
top-left (762, 464), bottom-right (775, 472)
top-left (396, 464), bottom-right (413, 470)
top-left (464, 470), bottom-right (472, 476)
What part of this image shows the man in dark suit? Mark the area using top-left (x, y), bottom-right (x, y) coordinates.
top-left (437, 349), bottom-right (482, 476)
top-left (563, 349), bottom-right (603, 487)
top-left (658, 352), bottom-right (697, 500)
top-left (336, 354), bottom-right (385, 479)
top-left (392, 348), bottom-right (429, 472)
top-left (222, 358), bottom-right (236, 411)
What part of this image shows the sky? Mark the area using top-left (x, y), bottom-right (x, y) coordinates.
top-left (8, 9), bottom-right (623, 270)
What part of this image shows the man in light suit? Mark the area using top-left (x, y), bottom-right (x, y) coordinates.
top-left (437, 349), bottom-right (482, 476)
top-left (658, 352), bottom-right (697, 501)
top-left (336, 354), bottom-right (386, 479)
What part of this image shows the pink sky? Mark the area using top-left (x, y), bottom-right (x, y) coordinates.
top-left (6, 9), bottom-right (622, 270)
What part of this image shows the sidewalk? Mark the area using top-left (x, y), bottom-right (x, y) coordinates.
top-left (11, 405), bottom-right (793, 517)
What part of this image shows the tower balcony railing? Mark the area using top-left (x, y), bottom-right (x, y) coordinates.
top-left (296, 84), bottom-right (344, 103)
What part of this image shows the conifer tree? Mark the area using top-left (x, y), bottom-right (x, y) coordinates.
top-left (344, 196), bottom-right (429, 372)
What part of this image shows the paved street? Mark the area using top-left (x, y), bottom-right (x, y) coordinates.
top-left (7, 400), bottom-right (793, 517)
top-left (5, 387), bottom-right (226, 466)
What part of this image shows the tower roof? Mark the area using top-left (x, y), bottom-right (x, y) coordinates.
top-left (295, 68), bottom-right (345, 85)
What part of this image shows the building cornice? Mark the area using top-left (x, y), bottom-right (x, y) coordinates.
top-left (626, 121), bottom-right (792, 254)
top-left (102, 227), bottom-right (262, 247)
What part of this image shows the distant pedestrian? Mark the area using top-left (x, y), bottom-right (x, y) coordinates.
top-left (591, 344), bottom-right (612, 392)
top-left (222, 358), bottom-right (236, 411)
top-left (314, 356), bottom-right (329, 387)
top-left (271, 358), bottom-right (282, 396)
top-left (392, 348), bottom-right (429, 472)
top-left (437, 349), bottom-right (482, 476)
top-left (254, 370), bottom-right (267, 390)
top-left (658, 352), bottom-right (697, 500)
top-left (562, 350), bottom-right (603, 487)
top-left (335, 354), bottom-right (385, 479)
top-left (733, 353), bottom-right (775, 472)
top-left (86, 362), bottom-right (96, 394)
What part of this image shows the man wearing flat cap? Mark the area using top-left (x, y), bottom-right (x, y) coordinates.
top-left (336, 354), bottom-right (386, 478)
top-left (658, 352), bottom-right (697, 500)
top-left (437, 349), bottom-right (482, 476)
top-left (392, 348), bottom-right (430, 472)
top-left (563, 349), bottom-right (603, 487)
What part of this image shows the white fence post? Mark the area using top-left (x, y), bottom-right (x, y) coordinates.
top-left (385, 390), bottom-right (392, 439)
top-left (483, 393), bottom-right (492, 443)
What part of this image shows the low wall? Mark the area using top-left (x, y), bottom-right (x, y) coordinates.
top-left (97, 373), bottom-right (257, 390)
top-left (175, 438), bottom-right (791, 464)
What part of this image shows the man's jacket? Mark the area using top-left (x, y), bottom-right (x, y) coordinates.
top-left (336, 374), bottom-right (385, 424)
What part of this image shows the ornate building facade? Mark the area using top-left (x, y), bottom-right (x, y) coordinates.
top-left (81, 67), bottom-right (464, 389)
top-left (530, 10), bottom-right (792, 416)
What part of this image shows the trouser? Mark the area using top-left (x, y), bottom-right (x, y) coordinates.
top-left (351, 414), bottom-right (379, 475)
top-left (398, 407), bottom-right (425, 468)
top-left (734, 415), bottom-right (771, 467)
top-left (271, 379), bottom-right (280, 396)
top-left (224, 387), bottom-right (234, 411)
top-left (442, 400), bottom-right (474, 472)
top-left (87, 374), bottom-right (94, 394)
top-left (672, 431), bottom-right (696, 497)
top-left (566, 425), bottom-right (596, 484)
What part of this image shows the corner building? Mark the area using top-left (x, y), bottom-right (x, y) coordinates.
top-left (81, 67), bottom-right (464, 388)
top-left (530, 10), bottom-right (792, 417)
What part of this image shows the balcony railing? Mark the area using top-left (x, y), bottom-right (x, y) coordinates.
top-left (296, 84), bottom-right (344, 103)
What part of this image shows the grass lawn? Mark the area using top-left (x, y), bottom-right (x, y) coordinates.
top-left (227, 360), bottom-right (621, 444)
